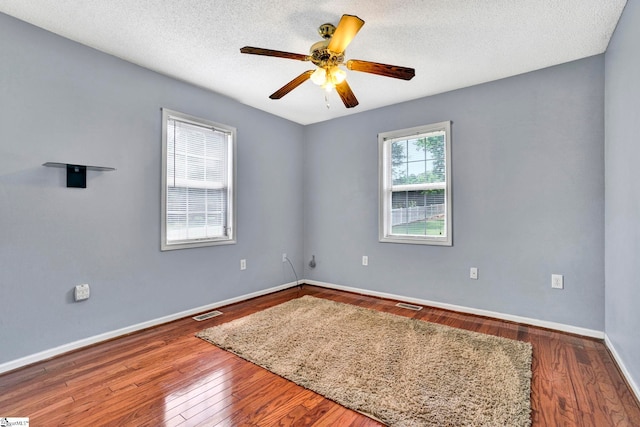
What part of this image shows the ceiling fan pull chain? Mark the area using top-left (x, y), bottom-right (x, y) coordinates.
top-left (325, 93), bottom-right (330, 109)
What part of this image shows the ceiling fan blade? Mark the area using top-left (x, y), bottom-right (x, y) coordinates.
top-left (347, 59), bottom-right (415, 80)
top-left (335, 80), bottom-right (359, 108)
top-left (269, 70), bottom-right (314, 99)
top-left (240, 46), bottom-right (309, 61)
top-left (327, 15), bottom-right (365, 54)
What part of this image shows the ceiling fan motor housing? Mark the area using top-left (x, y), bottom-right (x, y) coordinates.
top-left (309, 40), bottom-right (344, 68)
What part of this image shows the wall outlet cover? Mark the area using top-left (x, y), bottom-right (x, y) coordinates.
top-left (552, 274), bottom-right (564, 289)
top-left (74, 284), bottom-right (90, 301)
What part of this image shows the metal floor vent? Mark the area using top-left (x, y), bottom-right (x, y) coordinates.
top-left (395, 302), bottom-right (423, 311)
top-left (192, 310), bottom-right (223, 321)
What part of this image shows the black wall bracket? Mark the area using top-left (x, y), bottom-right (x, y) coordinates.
top-left (43, 162), bottom-right (116, 188)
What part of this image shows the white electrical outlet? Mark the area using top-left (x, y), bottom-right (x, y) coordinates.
top-left (240, 259), bottom-right (247, 270)
top-left (282, 253), bottom-right (287, 263)
top-left (74, 284), bottom-right (90, 301)
top-left (362, 255), bottom-right (368, 266)
top-left (470, 267), bottom-right (478, 280)
top-left (552, 274), bottom-right (563, 289)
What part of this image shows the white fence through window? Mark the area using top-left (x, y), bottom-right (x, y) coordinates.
top-left (392, 204), bottom-right (445, 226)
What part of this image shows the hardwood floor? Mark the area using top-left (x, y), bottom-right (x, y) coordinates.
top-left (1, 285), bottom-right (639, 426)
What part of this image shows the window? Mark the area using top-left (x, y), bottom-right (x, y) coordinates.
top-left (161, 109), bottom-right (236, 250)
top-left (379, 121), bottom-right (452, 246)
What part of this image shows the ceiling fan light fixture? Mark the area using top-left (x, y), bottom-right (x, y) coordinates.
top-left (330, 67), bottom-right (346, 84)
top-left (322, 80), bottom-right (335, 92)
top-left (310, 67), bottom-right (327, 85)
top-left (313, 66), bottom-right (346, 91)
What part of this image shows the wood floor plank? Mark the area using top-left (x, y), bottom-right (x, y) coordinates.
top-left (269, 404), bottom-right (309, 427)
top-left (287, 399), bottom-right (337, 427)
top-left (177, 394), bottom-right (239, 427)
top-left (108, 359), bottom-right (245, 425)
top-left (592, 345), bottom-right (640, 425)
top-left (1, 284), bottom-right (639, 426)
top-left (254, 388), bottom-right (319, 426)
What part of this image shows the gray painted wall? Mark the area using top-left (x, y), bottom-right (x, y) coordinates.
top-left (0, 8), bottom-right (616, 369)
top-left (0, 13), bottom-right (304, 364)
top-left (304, 56), bottom-right (605, 331)
top-left (605, 1), bottom-right (640, 392)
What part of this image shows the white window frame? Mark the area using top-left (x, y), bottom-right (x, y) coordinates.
top-left (161, 108), bottom-right (237, 250)
top-left (378, 121), bottom-right (452, 246)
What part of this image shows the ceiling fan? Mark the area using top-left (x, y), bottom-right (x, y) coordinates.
top-left (240, 14), bottom-right (415, 108)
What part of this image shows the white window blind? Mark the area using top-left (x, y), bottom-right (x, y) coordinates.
top-left (161, 109), bottom-right (236, 250)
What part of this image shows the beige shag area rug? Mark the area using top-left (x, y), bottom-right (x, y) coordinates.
top-left (196, 295), bottom-right (532, 426)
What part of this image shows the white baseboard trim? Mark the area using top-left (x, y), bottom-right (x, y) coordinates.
top-left (604, 334), bottom-right (640, 402)
top-left (305, 280), bottom-right (605, 339)
top-left (0, 281), bottom-right (298, 375)
top-left (2, 278), bottom-right (609, 376)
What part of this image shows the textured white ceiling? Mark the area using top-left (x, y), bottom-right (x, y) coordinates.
top-left (0, 1), bottom-right (627, 125)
